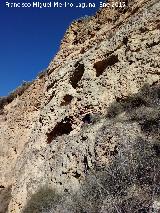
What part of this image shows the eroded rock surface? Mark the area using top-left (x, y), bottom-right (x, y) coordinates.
top-left (0, 0), bottom-right (160, 212)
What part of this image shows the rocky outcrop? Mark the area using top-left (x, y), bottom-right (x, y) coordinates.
top-left (0, 0), bottom-right (160, 212)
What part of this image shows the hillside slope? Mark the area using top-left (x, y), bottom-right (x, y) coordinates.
top-left (0, 0), bottom-right (160, 212)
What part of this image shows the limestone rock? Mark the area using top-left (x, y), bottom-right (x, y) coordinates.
top-left (0, 0), bottom-right (160, 212)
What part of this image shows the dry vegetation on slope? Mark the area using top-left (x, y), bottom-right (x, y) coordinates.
top-left (0, 0), bottom-right (160, 212)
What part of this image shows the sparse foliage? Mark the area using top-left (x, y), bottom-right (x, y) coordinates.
top-left (23, 84), bottom-right (160, 212)
top-left (0, 81), bottom-right (32, 112)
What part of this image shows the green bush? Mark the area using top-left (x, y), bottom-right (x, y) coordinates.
top-left (23, 187), bottom-right (61, 213)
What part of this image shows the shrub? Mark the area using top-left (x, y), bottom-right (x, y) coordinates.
top-left (0, 185), bottom-right (12, 213)
top-left (0, 81), bottom-right (32, 111)
top-left (22, 134), bottom-right (160, 213)
top-left (23, 187), bottom-right (61, 213)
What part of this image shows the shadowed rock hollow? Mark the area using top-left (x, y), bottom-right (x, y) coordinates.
top-left (0, 0), bottom-right (160, 212)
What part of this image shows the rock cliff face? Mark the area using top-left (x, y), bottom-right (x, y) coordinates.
top-left (0, 0), bottom-right (160, 212)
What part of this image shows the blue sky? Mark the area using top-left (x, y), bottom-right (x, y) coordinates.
top-left (0, 0), bottom-right (103, 96)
